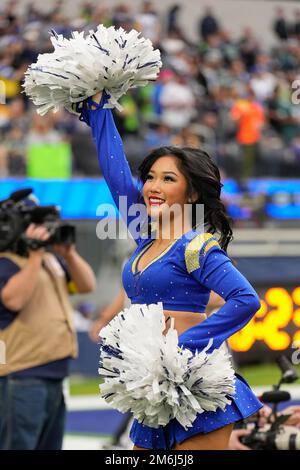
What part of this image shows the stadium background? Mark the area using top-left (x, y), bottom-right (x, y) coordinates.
top-left (1, 0), bottom-right (300, 449)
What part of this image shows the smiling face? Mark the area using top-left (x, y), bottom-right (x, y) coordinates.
top-left (142, 155), bottom-right (191, 220)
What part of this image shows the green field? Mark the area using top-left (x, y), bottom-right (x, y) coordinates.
top-left (69, 363), bottom-right (300, 396)
top-left (70, 376), bottom-right (101, 396)
top-left (238, 362), bottom-right (300, 387)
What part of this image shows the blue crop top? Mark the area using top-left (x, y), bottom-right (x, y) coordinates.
top-left (80, 94), bottom-right (261, 353)
top-left (122, 233), bottom-right (216, 313)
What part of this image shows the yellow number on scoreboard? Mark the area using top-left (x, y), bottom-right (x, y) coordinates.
top-left (292, 287), bottom-right (300, 347)
top-left (228, 287), bottom-right (299, 352)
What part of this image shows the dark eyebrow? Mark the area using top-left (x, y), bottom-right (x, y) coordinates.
top-left (149, 170), bottom-right (178, 176)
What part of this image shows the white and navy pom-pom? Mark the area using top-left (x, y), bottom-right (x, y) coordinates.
top-left (98, 303), bottom-right (236, 430)
top-left (23, 25), bottom-right (162, 115)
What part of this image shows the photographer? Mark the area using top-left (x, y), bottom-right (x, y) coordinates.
top-left (229, 404), bottom-right (300, 450)
top-left (0, 193), bottom-right (96, 450)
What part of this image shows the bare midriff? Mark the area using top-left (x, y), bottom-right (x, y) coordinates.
top-left (163, 310), bottom-right (207, 336)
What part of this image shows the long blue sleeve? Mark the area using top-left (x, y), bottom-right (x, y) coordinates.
top-left (179, 244), bottom-right (261, 352)
top-left (79, 95), bottom-right (146, 243)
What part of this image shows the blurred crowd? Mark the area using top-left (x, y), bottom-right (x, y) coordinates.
top-left (1, 0), bottom-right (300, 182)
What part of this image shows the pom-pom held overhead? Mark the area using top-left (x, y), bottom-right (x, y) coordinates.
top-left (99, 303), bottom-right (236, 430)
top-left (23, 25), bottom-right (162, 115)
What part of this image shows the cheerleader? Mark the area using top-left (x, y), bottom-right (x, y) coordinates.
top-left (24, 26), bottom-right (262, 450)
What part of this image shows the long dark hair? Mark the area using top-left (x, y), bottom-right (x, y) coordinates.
top-left (138, 146), bottom-right (233, 252)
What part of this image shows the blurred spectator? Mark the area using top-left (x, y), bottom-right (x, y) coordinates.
top-left (273, 7), bottom-right (289, 41)
top-left (238, 27), bottom-right (260, 71)
top-left (88, 4), bottom-right (112, 29)
top-left (201, 47), bottom-right (225, 98)
top-left (219, 30), bottom-right (239, 65)
top-left (135, 1), bottom-right (160, 45)
top-left (158, 70), bottom-right (196, 129)
top-left (194, 111), bottom-right (220, 157)
top-left (1, 125), bottom-right (26, 176)
top-left (293, 9), bottom-right (300, 38)
top-left (112, 4), bottom-right (134, 31)
top-left (250, 62), bottom-right (277, 103)
top-left (228, 59), bottom-right (249, 96)
top-left (80, 2), bottom-right (94, 23)
top-left (198, 6), bottom-right (219, 41)
top-left (0, 45), bottom-right (22, 101)
top-left (266, 84), bottom-right (300, 144)
top-left (172, 126), bottom-right (201, 148)
top-left (231, 86), bottom-right (265, 180)
top-left (144, 121), bottom-right (172, 152)
top-left (279, 40), bottom-right (300, 71)
top-left (166, 4), bottom-right (181, 36)
top-left (0, 97), bottom-right (28, 175)
top-left (0, 146), bottom-right (7, 176)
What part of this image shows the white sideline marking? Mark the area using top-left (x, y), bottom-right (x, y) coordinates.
top-left (66, 395), bottom-right (113, 411)
top-left (253, 385), bottom-right (300, 400)
top-left (63, 435), bottom-right (112, 450)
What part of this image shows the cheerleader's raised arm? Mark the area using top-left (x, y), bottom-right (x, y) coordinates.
top-left (79, 92), bottom-right (146, 243)
top-left (23, 25), bottom-right (161, 244)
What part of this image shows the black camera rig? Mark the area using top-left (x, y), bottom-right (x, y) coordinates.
top-left (0, 188), bottom-right (76, 252)
top-left (240, 355), bottom-right (300, 450)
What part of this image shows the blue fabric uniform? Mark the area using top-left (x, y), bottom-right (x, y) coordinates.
top-left (80, 95), bottom-right (263, 449)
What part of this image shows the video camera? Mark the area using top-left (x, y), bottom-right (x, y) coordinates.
top-left (240, 355), bottom-right (300, 450)
top-left (0, 188), bottom-right (76, 252)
